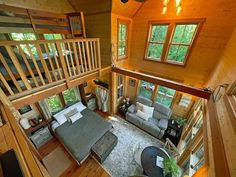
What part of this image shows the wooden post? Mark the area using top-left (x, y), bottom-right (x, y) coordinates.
top-left (97, 39), bottom-right (102, 76)
top-left (110, 72), bottom-right (117, 115)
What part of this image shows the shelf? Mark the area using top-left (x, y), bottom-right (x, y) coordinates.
top-left (23, 120), bottom-right (48, 135)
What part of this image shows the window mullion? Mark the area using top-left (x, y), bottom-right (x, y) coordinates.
top-left (161, 23), bottom-right (174, 62)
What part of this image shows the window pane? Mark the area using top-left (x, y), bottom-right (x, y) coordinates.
top-left (119, 24), bottom-right (127, 41)
top-left (44, 34), bottom-right (63, 40)
top-left (147, 43), bottom-right (163, 60)
top-left (167, 45), bottom-right (178, 61)
top-left (176, 45), bottom-right (189, 62)
top-left (63, 89), bottom-right (77, 105)
top-left (11, 33), bottom-right (36, 40)
top-left (150, 25), bottom-right (168, 42)
top-left (47, 95), bottom-right (62, 112)
top-left (139, 80), bottom-right (155, 99)
top-left (172, 24), bottom-right (197, 44)
top-left (118, 41), bottom-right (126, 56)
top-left (156, 86), bottom-right (176, 107)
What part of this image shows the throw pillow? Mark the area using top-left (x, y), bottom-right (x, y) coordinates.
top-left (64, 108), bottom-right (78, 120)
top-left (142, 104), bottom-right (154, 118)
top-left (68, 112), bottom-right (83, 123)
top-left (136, 102), bottom-right (144, 112)
top-left (136, 110), bottom-right (150, 121)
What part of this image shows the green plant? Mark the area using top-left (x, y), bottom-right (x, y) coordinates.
top-left (163, 157), bottom-right (181, 177)
top-left (175, 117), bottom-right (187, 127)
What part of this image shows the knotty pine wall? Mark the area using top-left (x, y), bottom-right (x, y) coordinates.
top-left (0, 0), bottom-right (75, 13)
top-left (207, 28), bottom-right (236, 177)
top-left (129, 0), bottom-right (236, 87)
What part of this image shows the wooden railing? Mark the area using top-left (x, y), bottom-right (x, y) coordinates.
top-left (0, 38), bottom-right (101, 100)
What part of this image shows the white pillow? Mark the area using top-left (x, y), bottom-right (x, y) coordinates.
top-left (68, 112), bottom-right (83, 123)
top-left (142, 104), bottom-right (154, 118)
top-left (136, 102), bottom-right (144, 111)
top-left (136, 110), bottom-right (150, 121)
top-left (71, 102), bottom-right (86, 112)
top-left (54, 114), bottom-right (67, 125)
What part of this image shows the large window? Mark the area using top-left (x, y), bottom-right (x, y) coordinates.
top-left (156, 86), bottom-right (176, 107)
top-left (46, 95), bottom-right (63, 113)
top-left (62, 88), bottom-right (78, 105)
top-left (117, 75), bottom-right (125, 100)
top-left (138, 80), bottom-right (155, 99)
top-left (44, 34), bottom-right (63, 40)
top-left (118, 20), bottom-right (129, 59)
top-left (145, 19), bottom-right (204, 65)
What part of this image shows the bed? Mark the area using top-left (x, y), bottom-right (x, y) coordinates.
top-left (51, 102), bottom-right (113, 163)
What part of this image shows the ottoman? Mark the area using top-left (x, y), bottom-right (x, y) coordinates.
top-left (91, 131), bottom-right (118, 163)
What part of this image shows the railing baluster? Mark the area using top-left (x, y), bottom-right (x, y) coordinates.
top-left (0, 53), bottom-right (22, 92)
top-left (49, 43), bottom-right (62, 80)
top-left (90, 41), bottom-right (95, 70)
top-left (35, 44), bottom-right (52, 83)
top-left (56, 42), bottom-right (70, 87)
top-left (5, 46), bottom-right (32, 90)
top-left (0, 72), bottom-right (14, 95)
top-left (81, 41), bottom-right (88, 72)
top-left (97, 39), bottom-right (102, 75)
top-left (61, 43), bottom-right (72, 77)
top-left (18, 46), bottom-right (39, 87)
top-left (77, 42), bottom-right (85, 73)
top-left (85, 41), bottom-right (92, 71)
top-left (43, 43), bottom-right (57, 81)
top-left (67, 42), bottom-right (75, 76)
top-left (93, 41), bottom-right (98, 69)
top-left (25, 44), bottom-right (45, 85)
top-left (72, 42), bottom-right (81, 75)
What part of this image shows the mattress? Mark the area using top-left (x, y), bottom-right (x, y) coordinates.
top-left (55, 108), bottom-right (112, 162)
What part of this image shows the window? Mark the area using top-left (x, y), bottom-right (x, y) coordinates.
top-left (44, 34), bottom-right (63, 40)
top-left (145, 19), bottom-right (204, 65)
top-left (11, 33), bottom-right (37, 55)
top-left (46, 95), bottom-right (63, 113)
top-left (167, 24), bottom-right (197, 63)
top-left (62, 88), bottom-right (78, 105)
top-left (117, 75), bottom-right (125, 100)
top-left (138, 80), bottom-right (155, 99)
top-left (118, 20), bottom-right (129, 59)
top-left (156, 86), bottom-right (176, 107)
top-left (179, 95), bottom-right (192, 107)
top-left (146, 24), bottom-right (168, 60)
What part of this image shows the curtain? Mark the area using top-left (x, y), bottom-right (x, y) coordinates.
top-left (95, 87), bottom-right (109, 112)
top-left (38, 100), bottom-right (52, 119)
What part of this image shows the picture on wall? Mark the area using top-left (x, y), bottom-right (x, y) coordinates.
top-left (18, 105), bottom-right (32, 115)
top-left (129, 78), bottom-right (136, 87)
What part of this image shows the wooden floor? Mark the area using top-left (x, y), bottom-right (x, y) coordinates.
top-left (38, 109), bottom-right (111, 177)
top-left (38, 138), bottom-right (110, 177)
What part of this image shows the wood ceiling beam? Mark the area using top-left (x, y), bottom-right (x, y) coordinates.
top-left (112, 67), bottom-right (211, 99)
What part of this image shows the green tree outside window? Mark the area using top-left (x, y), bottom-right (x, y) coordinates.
top-left (47, 95), bottom-right (63, 113)
top-left (139, 80), bottom-right (155, 99)
top-left (62, 89), bottom-right (78, 105)
top-left (156, 86), bottom-right (176, 107)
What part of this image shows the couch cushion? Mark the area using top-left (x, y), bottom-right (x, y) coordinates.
top-left (136, 110), bottom-right (150, 121)
top-left (126, 112), bottom-right (144, 127)
top-left (142, 118), bottom-right (160, 138)
top-left (153, 102), bottom-right (172, 118)
top-left (136, 96), bottom-right (152, 107)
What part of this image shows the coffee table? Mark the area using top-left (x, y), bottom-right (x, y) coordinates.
top-left (141, 146), bottom-right (169, 177)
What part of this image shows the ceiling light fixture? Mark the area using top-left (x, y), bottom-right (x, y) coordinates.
top-left (162, 0), bottom-right (182, 15)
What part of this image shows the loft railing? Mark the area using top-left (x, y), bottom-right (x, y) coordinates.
top-left (0, 38), bottom-right (101, 100)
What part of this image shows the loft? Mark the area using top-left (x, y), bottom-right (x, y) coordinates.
top-left (0, 1), bottom-right (235, 177)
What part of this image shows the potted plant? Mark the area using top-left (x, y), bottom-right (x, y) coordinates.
top-left (175, 117), bottom-right (187, 128)
top-left (163, 157), bottom-right (181, 177)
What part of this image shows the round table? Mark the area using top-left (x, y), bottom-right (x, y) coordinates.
top-left (141, 146), bottom-right (168, 177)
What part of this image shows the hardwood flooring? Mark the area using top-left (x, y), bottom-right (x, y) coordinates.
top-left (38, 137), bottom-right (110, 177)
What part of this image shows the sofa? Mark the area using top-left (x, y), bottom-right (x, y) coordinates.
top-left (126, 96), bottom-right (172, 139)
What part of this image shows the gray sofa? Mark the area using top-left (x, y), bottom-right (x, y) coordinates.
top-left (126, 96), bottom-right (172, 139)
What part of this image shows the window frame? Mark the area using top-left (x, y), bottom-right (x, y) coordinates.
top-left (117, 19), bottom-right (130, 60)
top-left (155, 85), bottom-right (176, 108)
top-left (144, 18), bottom-right (205, 66)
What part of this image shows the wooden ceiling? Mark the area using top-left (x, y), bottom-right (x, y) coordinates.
top-left (112, 0), bottom-right (143, 17)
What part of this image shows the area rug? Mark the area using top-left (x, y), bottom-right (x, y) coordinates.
top-left (102, 116), bottom-right (165, 177)
top-left (42, 147), bottom-right (71, 177)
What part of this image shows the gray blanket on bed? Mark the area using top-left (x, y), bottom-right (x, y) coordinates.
top-left (55, 108), bottom-right (112, 162)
